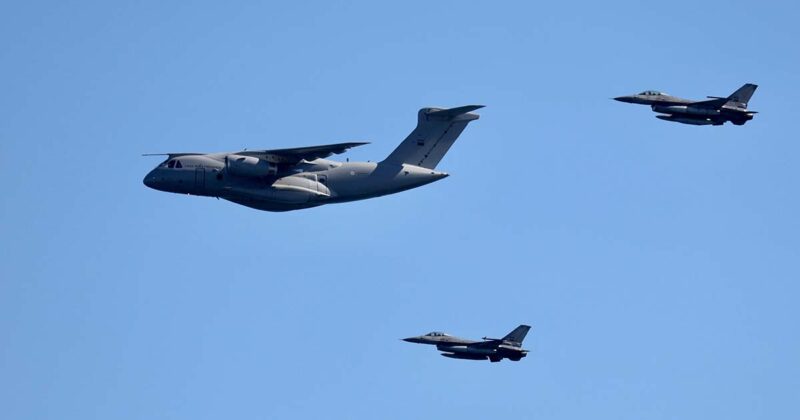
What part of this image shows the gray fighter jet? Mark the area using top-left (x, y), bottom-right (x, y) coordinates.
top-left (614, 83), bottom-right (758, 125)
top-left (403, 325), bottom-right (531, 362)
top-left (143, 105), bottom-right (482, 212)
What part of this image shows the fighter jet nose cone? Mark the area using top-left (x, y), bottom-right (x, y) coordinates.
top-left (402, 337), bottom-right (417, 343)
top-left (613, 96), bottom-right (635, 103)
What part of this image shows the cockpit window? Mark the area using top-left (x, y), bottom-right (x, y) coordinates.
top-left (426, 332), bottom-right (446, 337)
top-left (165, 159), bottom-right (184, 169)
top-left (639, 90), bottom-right (663, 96)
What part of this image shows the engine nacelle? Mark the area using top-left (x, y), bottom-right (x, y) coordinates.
top-left (652, 105), bottom-right (720, 116)
top-left (227, 155), bottom-right (277, 178)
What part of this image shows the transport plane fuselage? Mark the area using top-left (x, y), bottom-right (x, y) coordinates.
top-left (143, 156), bottom-right (450, 212)
top-left (143, 105), bottom-right (482, 212)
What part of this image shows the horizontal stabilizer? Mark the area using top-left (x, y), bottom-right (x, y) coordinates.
top-left (427, 105), bottom-right (485, 120)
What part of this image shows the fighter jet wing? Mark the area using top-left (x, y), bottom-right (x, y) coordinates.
top-left (688, 97), bottom-right (729, 109)
top-left (466, 339), bottom-right (503, 349)
top-left (237, 142), bottom-right (369, 164)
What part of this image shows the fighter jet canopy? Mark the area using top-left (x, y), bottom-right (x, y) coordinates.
top-left (425, 332), bottom-right (449, 337)
top-left (638, 90), bottom-right (665, 96)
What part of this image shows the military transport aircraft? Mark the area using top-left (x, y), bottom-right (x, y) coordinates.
top-left (403, 325), bottom-right (531, 362)
top-left (614, 83), bottom-right (758, 125)
top-left (143, 105), bottom-right (482, 212)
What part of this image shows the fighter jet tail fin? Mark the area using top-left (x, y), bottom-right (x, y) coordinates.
top-left (501, 325), bottom-right (531, 345)
top-left (382, 105), bottom-right (483, 169)
top-left (725, 83), bottom-right (758, 109)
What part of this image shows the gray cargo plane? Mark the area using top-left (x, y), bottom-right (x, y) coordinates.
top-left (143, 105), bottom-right (482, 212)
top-left (403, 325), bottom-right (531, 362)
top-left (614, 83), bottom-right (758, 125)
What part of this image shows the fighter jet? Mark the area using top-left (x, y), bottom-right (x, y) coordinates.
top-left (614, 83), bottom-right (758, 125)
top-left (143, 105), bottom-right (482, 212)
top-left (403, 325), bottom-right (531, 362)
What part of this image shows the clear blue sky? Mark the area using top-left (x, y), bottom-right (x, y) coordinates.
top-left (1, 1), bottom-right (798, 419)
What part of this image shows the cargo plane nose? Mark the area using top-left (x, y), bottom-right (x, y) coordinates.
top-left (143, 169), bottom-right (164, 191)
top-left (143, 172), bottom-right (155, 188)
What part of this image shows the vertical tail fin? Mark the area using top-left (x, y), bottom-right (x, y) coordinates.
top-left (382, 105), bottom-right (483, 169)
top-left (726, 83), bottom-right (758, 109)
top-left (502, 325), bottom-right (531, 345)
